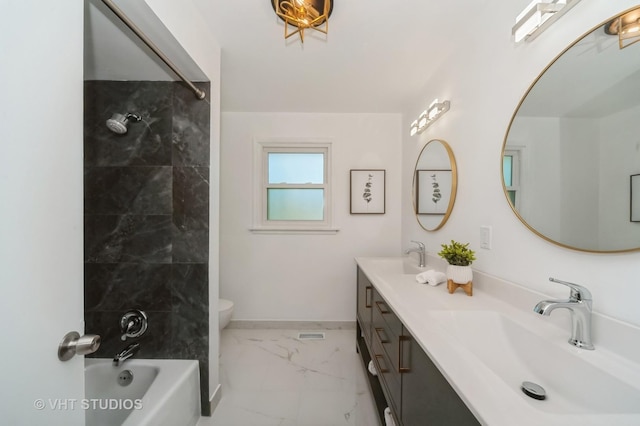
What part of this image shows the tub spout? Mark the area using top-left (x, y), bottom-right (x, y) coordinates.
top-left (113, 342), bottom-right (140, 366)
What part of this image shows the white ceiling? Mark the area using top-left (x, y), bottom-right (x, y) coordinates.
top-left (204, 0), bottom-right (493, 113)
top-left (85, 0), bottom-right (536, 114)
top-left (88, 0), bottom-right (634, 116)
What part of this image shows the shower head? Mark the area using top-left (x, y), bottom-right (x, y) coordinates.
top-left (106, 113), bottom-right (142, 135)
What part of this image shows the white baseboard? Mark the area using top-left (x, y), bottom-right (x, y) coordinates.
top-left (227, 320), bottom-right (356, 330)
top-left (209, 383), bottom-right (222, 415)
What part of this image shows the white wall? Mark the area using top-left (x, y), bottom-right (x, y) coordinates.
top-left (401, 1), bottom-right (640, 327)
top-left (599, 104), bottom-right (640, 250)
top-left (220, 113), bottom-right (402, 321)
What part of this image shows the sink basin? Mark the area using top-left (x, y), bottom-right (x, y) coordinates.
top-left (427, 310), bottom-right (640, 414)
top-left (368, 257), bottom-right (426, 275)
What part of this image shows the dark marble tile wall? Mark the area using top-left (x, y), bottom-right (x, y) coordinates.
top-left (83, 80), bottom-right (211, 416)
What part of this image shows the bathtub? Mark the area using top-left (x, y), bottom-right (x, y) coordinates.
top-left (85, 359), bottom-right (201, 426)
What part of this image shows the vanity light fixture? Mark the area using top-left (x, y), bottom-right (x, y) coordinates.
top-left (272, 0), bottom-right (332, 43)
top-left (410, 120), bottom-right (419, 137)
top-left (512, 0), bottom-right (582, 43)
top-left (605, 8), bottom-right (640, 50)
top-left (410, 99), bottom-right (451, 136)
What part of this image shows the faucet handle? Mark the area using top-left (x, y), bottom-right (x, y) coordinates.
top-left (549, 277), bottom-right (592, 301)
top-left (410, 240), bottom-right (425, 249)
top-left (120, 309), bottom-right (148, 341)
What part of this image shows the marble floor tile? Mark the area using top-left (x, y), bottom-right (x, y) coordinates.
top-left (198, 328), bottom-right (378, 426)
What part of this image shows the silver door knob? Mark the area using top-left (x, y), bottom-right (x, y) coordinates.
top-left (58, 331), bottom-right (101, 361)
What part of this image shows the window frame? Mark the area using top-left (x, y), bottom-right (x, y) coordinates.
top-left (503, 148), bottom-right (522, 210)
top-left (251, 139), bottom-right (337, 234)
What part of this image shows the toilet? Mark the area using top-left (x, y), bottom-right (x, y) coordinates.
top-left (219, 298), bottom-right (234, 330)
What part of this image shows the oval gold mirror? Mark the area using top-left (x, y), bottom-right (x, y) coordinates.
top-left (412, 139), bottom-right (457, 231)
top-left (502, 6), bottom-right (640, 253)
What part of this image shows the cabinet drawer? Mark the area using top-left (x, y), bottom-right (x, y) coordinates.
top-left (372, 290), bottom-right (403, 337)
top-left (372, 290), bottom-right (402, 374)
top-left (371, 332), bottom-right (401, 418)
top-left (357, 267), bottom-right (373, 345)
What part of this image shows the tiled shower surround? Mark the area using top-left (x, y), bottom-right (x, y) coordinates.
top-left (83, 80), bottom-right (211, 415)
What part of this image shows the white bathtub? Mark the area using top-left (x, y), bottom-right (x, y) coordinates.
top-left (85, 359), bottom-right (201, 426)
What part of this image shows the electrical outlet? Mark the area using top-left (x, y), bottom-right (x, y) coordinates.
top-left (480, 226), bottom-right (492, 249)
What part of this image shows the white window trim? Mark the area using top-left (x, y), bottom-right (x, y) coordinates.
top-left (504, 147), bottom-right (522, 210)
top-left (250, 138), bottom-right (338, 234)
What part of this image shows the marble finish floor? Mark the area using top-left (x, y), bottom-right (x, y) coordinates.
top-left (197, 328), bottom-right (378, 426)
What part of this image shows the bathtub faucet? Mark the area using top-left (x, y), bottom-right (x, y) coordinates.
top-left (113, 342), bottom-right (140, 366)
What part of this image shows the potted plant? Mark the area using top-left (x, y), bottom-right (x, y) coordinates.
top-left (438, 240), bottom-right (476, 295)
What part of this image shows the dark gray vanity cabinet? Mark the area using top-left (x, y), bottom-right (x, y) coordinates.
top-left (371, 286), bottom-right (402, 420)
top-left (401, 330), bottom-right (480, 426)
top-left (356, 266), bottom-right (480, 426)
top-left (357, 267), bottom-right (373, 346)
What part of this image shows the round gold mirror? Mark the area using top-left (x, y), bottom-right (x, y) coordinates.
top-left (502, 6), bottom-right (640, 253)
top-left (412, 139), bottom-right (457, 231)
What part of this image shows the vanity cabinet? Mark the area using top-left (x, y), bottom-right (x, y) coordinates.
top-left (401, 331), bottom-right (479, 425)
top-left (356, 266), bottom-right (479, 426)
top-left (357, 267), bottom-right (373, 346)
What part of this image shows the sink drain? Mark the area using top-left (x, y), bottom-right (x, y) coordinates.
top-left (521, 381), bottom-right (546, 400)
top-left (117, 370), bottom-right (134, 387)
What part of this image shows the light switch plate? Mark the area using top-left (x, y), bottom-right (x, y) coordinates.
top-left (480, 226), bottom-right (492, 249)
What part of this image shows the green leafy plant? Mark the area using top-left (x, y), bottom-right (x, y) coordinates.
top-left (438, 240), bottom-right (476, 266)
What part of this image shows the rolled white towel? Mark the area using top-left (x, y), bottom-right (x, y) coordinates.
top-left (384, 407), bottom-right (396, 426)
top-left (415, 270), bottom-right (447, 286)
top-left (367, 360), bottom-right (377, 376)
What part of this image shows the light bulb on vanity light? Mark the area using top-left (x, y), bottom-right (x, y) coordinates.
top-left (512, 0), bottom-right (582, 43)
top-left (410, 120), bottom-right (419, 136)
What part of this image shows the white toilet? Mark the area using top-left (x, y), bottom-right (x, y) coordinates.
top-left (219, 298), bottom-right (234, 330)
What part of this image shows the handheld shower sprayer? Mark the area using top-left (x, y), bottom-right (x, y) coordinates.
top-left (106, 112), bottom-right (142, 135)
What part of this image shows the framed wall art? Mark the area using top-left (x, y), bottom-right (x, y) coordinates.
top-left (416, 169), bottom-right (452, 215)
top-left (350, 169), bottom-right (385, 214)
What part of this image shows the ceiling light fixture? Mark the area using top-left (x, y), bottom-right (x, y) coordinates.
top-left (272, 0), bottom-right (332, 43)
top-left (410, 99), bottom-right (451, 136)
top-left (512, 0), bottom-right (582, 43)
top-left (605, 8), bottom-right (640, 50)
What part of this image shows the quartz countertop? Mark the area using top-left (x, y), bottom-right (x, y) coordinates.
top-left (355, 256), bottom-right (640, 426)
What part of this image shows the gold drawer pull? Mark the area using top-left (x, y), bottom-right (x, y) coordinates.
top-left (399, 335), bottom-right (411, 373)
top-left (374, 327), bottom-right (390, 344)
top-left (375, 300), bottom-right (390, 314)
top-left (365, 286), bottom-right (372, 308)
top-left (374, 354), bottom-right (389, 373)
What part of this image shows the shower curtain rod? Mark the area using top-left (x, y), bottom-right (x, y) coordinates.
top-left (101, 0), bottom-right (206, 100)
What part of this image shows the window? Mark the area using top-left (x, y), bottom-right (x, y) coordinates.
top-left (252, 140), bottom-right (335, 233)
top-left (503, 149), bottom-right (521, 208)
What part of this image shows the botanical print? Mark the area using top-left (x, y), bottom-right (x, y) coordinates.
top-left (417, 169), bottom-right (452, 215)
top-left (350, 170), bottom-right (385, 214)
top-left (431, 173), bottom-right (441, 206)
top-left (362, 173), bottom-right (373, 205)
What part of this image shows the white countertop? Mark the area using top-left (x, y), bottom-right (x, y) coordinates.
top-left (355, 256), bottom-right (640, 426)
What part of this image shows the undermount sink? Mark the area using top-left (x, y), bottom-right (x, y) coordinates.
top-left (369, 257), bottom-right (426, 275)
top-left (427, 310), bottom-right (640, 415)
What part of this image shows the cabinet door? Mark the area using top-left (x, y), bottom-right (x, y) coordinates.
top-left (401, 330), bottom-right (480, 426)
top-left (356, 267), bottom-right (373, 344)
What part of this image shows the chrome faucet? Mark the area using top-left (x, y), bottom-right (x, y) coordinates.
top-left (533, 277), bottom-right (594, 350)
top-left (113, 342), bottom-right (140, 366)
top-left (405, 240), bottom-right (426, 267)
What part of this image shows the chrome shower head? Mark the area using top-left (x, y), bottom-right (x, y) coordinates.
top-left (106, 113), bottom-right (142, 135)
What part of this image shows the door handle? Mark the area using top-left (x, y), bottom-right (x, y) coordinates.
top-left (58, 331), bottom-right (101, 361)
